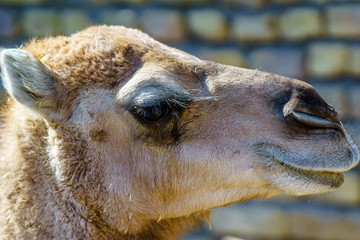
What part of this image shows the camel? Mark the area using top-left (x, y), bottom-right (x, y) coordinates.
top-left (0, 25), bottom-right (358, 240)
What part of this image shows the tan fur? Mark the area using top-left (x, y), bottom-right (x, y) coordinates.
top-left (0, 26), bottom-right (358, 239)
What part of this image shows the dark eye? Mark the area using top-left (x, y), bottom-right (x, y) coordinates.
top-left (132, 103), bottom-right (171, 123)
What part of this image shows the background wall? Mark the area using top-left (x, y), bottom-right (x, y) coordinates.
top-left (1, 0), bottom-right (360, 239)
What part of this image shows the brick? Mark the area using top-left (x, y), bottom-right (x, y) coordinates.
top-left (309, 0), bottom-right (329, 2)
top-left (327, 5), bottom-right (360, 38)
top-left (58, 10), bottom-right (92, 36)
top-left (129, 0), bottom-right (147, 4)
top-left (153, 0), bottom-right (210, 3)
top-left (290, 208), bottom-right (360, 240)
top-left (280, 8), bottom-right (323, 40)
top-left (248, 48), bottom-right (303, 79)
top-left (183, 233), bottom-right (214, 240)
top-left (96, 0), bottom-right (147, 3)
top-left (313, 172), bottom-right (360, 205)
top-left (0, 10), bottom-right (18, 38)
top-left (198, 48), bottom-right (247, 67)
top-left (0, 0), bottom-right (43, 3)
top-left (349, 46), bottom-right (360, 77)
top-left (348, 86), bottom-right (360, 121)
top-left (22, 9), bottom-right (56, 37)
top-left (58, 0), bottom-right (88, 3)
top-left (221, 236), bottom-right (246, 240)
top-left (307, 43), bottom-right (350, 78)
top-left (311, 84), bottom-right (350, 119)
top-left (272, 0), bottom-right (302, 3)
top-left (211, 204), bottom-right (290, 239)
top-left (231, 14), bottom-right (278, 43)
top-left (213, 203), bottom-right (360, 240)
top-left (98, 9), bottom-right (138, 28)
top-left (187, 9), bottom-right (228, 42)
top-left (221, 0), bottom-right (267, 7)
top-left (141, 9), bottom-right (186, 43)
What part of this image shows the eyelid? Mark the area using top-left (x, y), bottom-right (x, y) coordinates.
top-left (121, 85), bottom-right (193, 112)
top-left (133, 90), bottom-right (162, 107)
top-left (131, 98), bottom-right (187, 111)
top-left (133, 90), bottom-right (191, 108)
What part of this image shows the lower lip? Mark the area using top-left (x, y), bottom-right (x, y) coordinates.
top-left (272, 157), bottom-right (344, 188)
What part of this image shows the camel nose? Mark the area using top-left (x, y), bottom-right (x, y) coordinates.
top-left (283, 86), bottom-right (341, 129)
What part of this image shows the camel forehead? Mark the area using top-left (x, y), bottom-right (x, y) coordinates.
top-left (21, 25), bottom-right (279, 105)
top-left (23, 26), bottom-right (196, 91)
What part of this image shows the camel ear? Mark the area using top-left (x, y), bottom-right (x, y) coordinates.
top-left (0, 49), bottom-right (60, 119)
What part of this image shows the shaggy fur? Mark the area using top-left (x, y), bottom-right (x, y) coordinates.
top-left (0, 26), bottom-right (358, 240)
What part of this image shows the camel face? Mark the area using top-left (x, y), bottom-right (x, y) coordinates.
top-left (106, 60), bottom-right (358, 220)
top-left (0, 26), bottom-right (359, 235)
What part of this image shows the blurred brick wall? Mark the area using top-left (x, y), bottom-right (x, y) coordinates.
top-left (1, 0), bottom-right (360, 240)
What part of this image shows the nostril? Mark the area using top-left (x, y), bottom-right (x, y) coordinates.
top-left (282, 86), bottom-right (342, 129)
top-left (289, 111), bottom-right (342, 129)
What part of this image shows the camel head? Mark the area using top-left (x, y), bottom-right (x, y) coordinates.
top-left (0, 26), bottom-right (358, 234)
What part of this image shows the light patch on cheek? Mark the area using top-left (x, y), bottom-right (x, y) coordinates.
top-left (46, 127), bottom-right (64, 183)
top-left (70, 88), bottom-right (116, 124)
top-left (177, 140), bottom-right (263, 186)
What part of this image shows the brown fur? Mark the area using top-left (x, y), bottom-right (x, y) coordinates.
top-left (0, 26), bottom-right (358, 239)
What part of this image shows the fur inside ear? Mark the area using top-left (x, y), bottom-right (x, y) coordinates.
top-left (1, 49), bottom-right (58, 118)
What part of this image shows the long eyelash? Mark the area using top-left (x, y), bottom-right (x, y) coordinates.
top-left (167, 98), bottom-right (190, 108)
top-left (192, 95), bottom-right (221, 102)
top-left (186, 89), bottom-right (222, 102)
top-left (166, 88), bottom-right (221, 109)
top-left (166, 94), bottom-right (221, 109)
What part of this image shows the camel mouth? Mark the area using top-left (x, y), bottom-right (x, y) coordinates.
top-left (269, 155), bottom-right (345, 189)
top-left (255, 142), bottom-right (348, 192)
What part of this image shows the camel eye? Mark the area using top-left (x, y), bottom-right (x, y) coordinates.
top-left (132, 103), bottom-right (171, 123)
